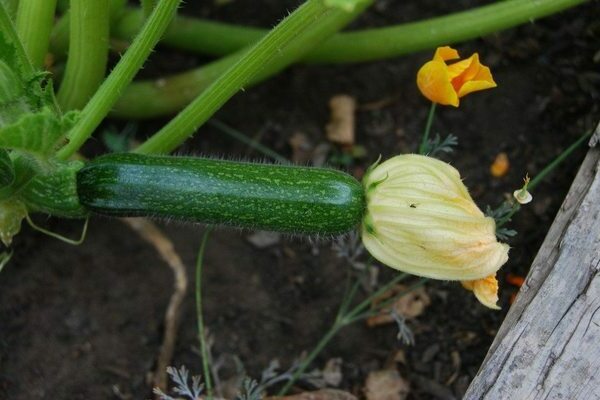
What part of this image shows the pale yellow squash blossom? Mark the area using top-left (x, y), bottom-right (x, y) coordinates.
top-left (417, 46), bottom-right (497, 107)
top-left (361, 154), bottom-right (509, 308)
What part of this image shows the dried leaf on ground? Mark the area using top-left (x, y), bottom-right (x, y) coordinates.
top-left (322, 358), bottom-right (343, 387)
top-left (367, 285), bottom-right (431, 327)
top-left (267, 389), bottom-right (357, 400)
top-left (364, 370), bottom-right (410, 400)
top-left (326, 95), bottom-right (356, 146)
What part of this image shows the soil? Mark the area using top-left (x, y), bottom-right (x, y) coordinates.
top-left (1, 1), bottom-right (599, 399)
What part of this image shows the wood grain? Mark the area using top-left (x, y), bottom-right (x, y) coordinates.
top-left (465, 127), bottom-right (600, 400)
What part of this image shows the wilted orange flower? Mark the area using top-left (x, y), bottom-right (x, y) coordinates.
top-left (417, 46), bottom-right (497, 107)
top-left (461, 274), bottom-right (500, 309)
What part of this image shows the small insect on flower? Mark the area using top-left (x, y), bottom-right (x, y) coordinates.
top-left (417, 46), bottom-right (497, 107)
top-left (361, 155), bottom-right (510, 302)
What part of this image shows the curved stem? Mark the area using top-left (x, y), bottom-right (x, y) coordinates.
top-left (57, 0), bottom-right (110, 111)
top-left (108, 0), bottom-right (586, 63)
top-left (56, 0), bottom-right (181, 160)
top-left (15, 0), bottom-right (57, 68)
top-left (111, 0), bottom-right (586, 119)
top-left (134, 0), bottom-right (373, 155)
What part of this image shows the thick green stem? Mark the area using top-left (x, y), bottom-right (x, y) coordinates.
top-left (56, 0), bottom-right (181, 160)
top-left (107, 0), bottom-right (586, 63)
top-left (0, 0), bottom-right (18, 20)
top-left (111, 0), bottom-right (586, 119)
top-left (134, 0), bottom-right (374, 154)
top-left (50, 0), bottom-right (128, 60)
top-left (57, 0), bottom-right (110, 111)
top-left (15, 0), bottom-right (57, 68)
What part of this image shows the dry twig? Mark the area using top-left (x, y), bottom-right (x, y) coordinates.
top-left (121, 217), bottom-right (188, 393)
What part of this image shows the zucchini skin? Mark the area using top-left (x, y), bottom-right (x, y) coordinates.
top-left (77, 154), bottom-right (365, 235)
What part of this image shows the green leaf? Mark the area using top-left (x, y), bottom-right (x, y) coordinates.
top-left (0, 107), bottom-right (79, 159)
top-left (0, 148), bottom-right (14, 187)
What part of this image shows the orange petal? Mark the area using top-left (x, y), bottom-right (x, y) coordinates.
top-left (473, 64), bottom-right (496, 85)
top-left (433, 46), bottom-right (460, 62)
top-left (416, 60), bottom-right (459, 107)
top-left (461, 274), bottom-right (500, 309)
top-left (457, 79), bottom-right (497, 98)
top-left (446, 57), bottom-right (474, 80)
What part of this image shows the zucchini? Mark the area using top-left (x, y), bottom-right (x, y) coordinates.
top-left (76, 153), bottom-right (365, 235)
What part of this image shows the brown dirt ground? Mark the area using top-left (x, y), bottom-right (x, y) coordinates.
top-left (1, 1), bottom-right (599, 399)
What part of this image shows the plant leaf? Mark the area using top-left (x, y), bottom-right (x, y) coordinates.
top-left (0, 107), bottom-right (79, 158)
top-left (0, 148), bottom-right (14, 187)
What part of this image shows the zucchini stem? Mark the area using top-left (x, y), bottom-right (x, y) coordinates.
top-left (57, 0), bottom-right (110, 111)
top-left (110, 0), bottom-right (586, 119)
top-left (134, 0), bottom-right (374, 154)
top-left (15, 0), bottom-right (57, 69)
top-left (56, 0), bottom-right (182, 160)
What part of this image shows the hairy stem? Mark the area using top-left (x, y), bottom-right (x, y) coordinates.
top-left (15, 0), bottom-right (57, 68)
top-left (56, 0), bottom-right (181, 160)
top-left (109, 0), bottom-right (586, 63)
top-left (134, 0), bottom-right (374, 154)
top-left (111, 0), bottom-right (586, 119)
top-left (57, 0), bottom-right (110, 111)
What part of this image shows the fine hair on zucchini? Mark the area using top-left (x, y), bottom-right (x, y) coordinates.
top-left (76, 153), bottom-right (365, 235)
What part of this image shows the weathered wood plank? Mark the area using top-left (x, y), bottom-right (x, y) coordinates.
top-left (465, 128), bottom-right (600, 400)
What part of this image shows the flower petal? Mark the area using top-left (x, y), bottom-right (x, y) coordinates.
top-left (461, 274), bottom-right (501, 309)
top-left (457, 78), bottom-right (497, 98)
top-left (416, 60), bottom-right (459, 107)
top-left (433, 46), bottom-right (460, 62)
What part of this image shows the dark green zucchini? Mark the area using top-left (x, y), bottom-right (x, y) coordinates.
top-left (76, 153), bottom-right (365, 235)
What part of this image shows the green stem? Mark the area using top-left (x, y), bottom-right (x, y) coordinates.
top-left (278, 320), bottom-right (343, 396)
top-left (111, 0), bottom-right (586, 120)
top-left (419, 103), bottom-right (437, 155)
top-left (140, 0), bottom-right (156, 18)
top-left (278, 272), bottom-right (409, 395)
top-left (55, 0), bottom-right (181, 160)
top-left (50, 0), bottom-right (128, 60)
top-left (0, 0), bottom-right (18, 20)
top-left (195, 228), bottom-right (214, 399)
top-left (15, 0), bottom-right (57, 68)
top-left (497, 129), bottom-right (593, 228)
top-left (134, 0), bottom-right (374, 154)
top-left (0, 4), bottom-right (35, 78)
top-left (57, 0), bottom-right (110, 111)
top-left (529, 129), bottom-right (593, 190)
top-left (109, 0), bottom-right (586, 63)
